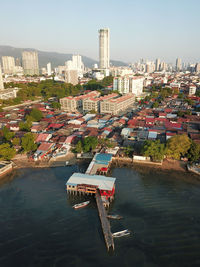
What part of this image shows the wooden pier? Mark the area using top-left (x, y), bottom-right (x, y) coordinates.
top-left (95, 189), bottom-right (114, 251)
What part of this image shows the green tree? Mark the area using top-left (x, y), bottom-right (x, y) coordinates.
top-left (21, 133), bottom-right (37, 152)
top-left (142, 140), bottom-right (166, 161)
top-left (152, 101), bottom-right (159, 108)
top-left (19, 121), bottom-right (32, 132)
top-left (166, 135), bottom-right (191, 160)
top-left (101, 76), bottom-right (113, 87)
top-left (0, 143), bottom-right (16, 160)
top-left (124, 146), bottom-right (133, 157)
top-left (30, 108), bottom-right (43, 121)
top-left (187, 141), bottom-right (200, 162)
top-left (12, 137), bottom-right (20, 146)
top-left (51, 102), bottom-right (61, 109)
top-left (2, 126), bottom-right (15, 142)
top-left (195, 90), bottom-right (200, 97)
top-left (75, 140), bottom-right (83, 153)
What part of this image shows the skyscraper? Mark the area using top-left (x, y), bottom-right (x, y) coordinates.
top-left (195, 63), bottom-right (200, 73)
top-left (0, 64), bottom-right (4, 90)
top-left (2, 56), bottom-right (15, 74)
top-left (22, 51), bottom-right (39, 75)
top-left (155, 58), bottom-right (160, 71)
top-left (176, 58), bottom-right (182, 71)
top-left (47, 62), bottom-right (52, 76)
top-left (99, 28), bottom-right (110, 69)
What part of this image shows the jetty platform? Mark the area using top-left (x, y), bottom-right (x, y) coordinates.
top-left (66, 153), bottom-right (115, 251)
top-left (96, 189), bottom-right (114, 250)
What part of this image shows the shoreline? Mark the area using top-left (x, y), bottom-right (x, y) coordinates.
top-left (12, 154), bottom-right (188, 173)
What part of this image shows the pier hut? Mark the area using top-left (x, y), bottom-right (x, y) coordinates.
top-left (85, 153), bottom-right (113, 175)
top-left (66, 172), bottom-right (116, 202)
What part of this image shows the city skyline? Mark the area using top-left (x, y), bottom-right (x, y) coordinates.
top-left (0, 0), bottom-right (200, 63)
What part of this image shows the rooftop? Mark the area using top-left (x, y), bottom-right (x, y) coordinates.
top-left (66, 172), bottom-right (116, 191)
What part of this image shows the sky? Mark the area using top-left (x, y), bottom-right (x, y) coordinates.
top-left (1, 0), bottom-right (200, 63)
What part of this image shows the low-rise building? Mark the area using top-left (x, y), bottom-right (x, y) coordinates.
top-left (83, 93), bottom-right (118, 113)
top-left (60, 91), bottom-right (100, 112)
top-left (100, 93), bottom-right (135, 115)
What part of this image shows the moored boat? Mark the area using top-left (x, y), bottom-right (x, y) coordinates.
top-left (112, 229), bottom-right (131, 238)
top-left (0, 161), bottom-right (13, 178)
top-left (107, 214), bottom-right (123, 220)
top-left (73, 201), bottom-right (90, 209)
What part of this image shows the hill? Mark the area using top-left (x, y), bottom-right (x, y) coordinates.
top-left (0, 45), bottom-right (127, 68)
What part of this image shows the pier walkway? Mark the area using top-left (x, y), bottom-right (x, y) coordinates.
top-left (95, 189), bottom-right (114, 251)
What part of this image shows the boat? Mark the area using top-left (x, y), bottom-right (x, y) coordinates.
top-left (112, 229), bottom-right (131, 238)
top-left (73, 201), bottom-right (90, 209)
top-left (0, 161), bottom-right (13, 178)
top-left (107, 214), bottom-right (123, 220)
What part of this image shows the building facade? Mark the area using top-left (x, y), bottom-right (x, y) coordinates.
top-left (83, 93), bottom-right (118, 113)
top-left (113, 76), bottom-right (144, 96)
top-left (176, 58), bottom-right (182, 72)
top-left (99, 28), bottom-right (110, 69)
top-left (0, 64), bottom-right (4, 90)
top-left (60, 91), bottom-right (100, 112)
top-left (100, 93), bottom-right (135, 115)
top-left (155, 58), bottom-right (160, 71)
top-left (65, 70), bottom-right (78, 85)
top-left (2, 56), bottom-right (15, 74)
top-left (22, 51), bottom-right (39, 75)
top-left (47, 62), bottom-right (51, 76)
top-left (65, 54), bottom-right (84, 78)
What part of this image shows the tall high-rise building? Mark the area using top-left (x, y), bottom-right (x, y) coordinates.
top-left (65, 70), bottom-right (78, 85)
top-left (2, 56), bottom-right (15, 74)
top-left (155, 58), bottom-right (160, 71)
top-left (176, 58), bottom-right (182, 71)
top-left (65, 54), bottom-right (84, 77)
top-left (195, 63), bottom-right (200, 73)
top-left (99, 28), bottom-right (110, 69)
top-left (15, 57), bottom-right (21, 66)
top-left (47, 62), bottom-right (51, 76)
top-left (22, 51), bottom-right (39, 75)
top-left (0, 64), bottom-right (4, 90)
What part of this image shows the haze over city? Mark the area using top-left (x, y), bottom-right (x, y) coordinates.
top-left (1, 0), bottom-right (200, 63)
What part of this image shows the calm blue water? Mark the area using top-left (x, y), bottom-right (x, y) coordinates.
top-left (0, 163), bottom-right (200, 267)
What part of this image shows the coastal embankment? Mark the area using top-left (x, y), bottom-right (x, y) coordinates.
top-left (12, 153), bottom-right (188, 173)
top-left (12, 152), bottom-right (77, 169)
top-left (112, 157), bottom-right (187, 172)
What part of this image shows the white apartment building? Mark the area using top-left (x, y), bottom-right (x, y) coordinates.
top-left (0, 64), bottom-right (4, 90)
top-left (83, 93), bottom-right (118, 112)
top-left (99, 28), bottom-right (110, 69)
top-left (100, 93), bottom-right (135, 115)
top-left (110, 67), bottom-right (133, 77)
top-left (189, 85), bottom-right (196, 96)
top-left (195, 63), bottom-right (200, 73)
top-left (65, 54), bottom-right (84, 77)
top-left (155, 58), bottom-right (160, 71)
top-left (2, 56), bottom-right (15, 74)
top-left (113, 76), bottom-right (144, 96)
top-left (60, 91), bottom-right (100, 112)
top-left (22, 51), bottom-right (39, 75)
top-left (47, 62), bottom-right (51, 76)
top-left (176, 58), bottom-right (182, 71)
top-left (65, 70), bottom-right (78, 85)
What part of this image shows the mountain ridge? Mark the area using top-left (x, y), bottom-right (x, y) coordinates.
top-left (0, 45), bottom-right (128, 68)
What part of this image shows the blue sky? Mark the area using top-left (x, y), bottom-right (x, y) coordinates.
top-left (1, 0), bottom-right (200, 63)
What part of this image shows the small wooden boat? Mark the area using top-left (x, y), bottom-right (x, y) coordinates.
top-left (107, 214), bottom-right (123, 220)
top-left (73, 201), bottom-right (90, 209)
top-left (112, 229), bottom-right (131, 238)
